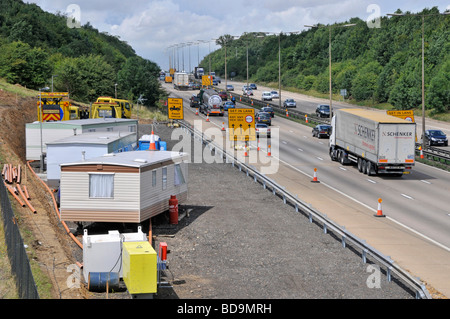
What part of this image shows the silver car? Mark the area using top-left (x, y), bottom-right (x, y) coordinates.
top-left (283, 98), bottom-right (296, 108)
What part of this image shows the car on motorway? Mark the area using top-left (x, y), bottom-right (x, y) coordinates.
top-left (316, 104), bottom-right (330, 118)
top-left (423, 129), bottom-right (448, 146)
top-left (190, 95), bottom-right (201, 108)
top-left (270, 91), bottom-right (279, 99)
top-left (223, 101), bottom-right (235, 111)
top-left (212, 78), bottom-right (219, 86)
top-left (261, 106), bottom-right (274, 118)
top-left (214, 76), bottom-right (221, 83)
top-left (262, 91), bottom-right (272, 101)
top-left (217, 90), bottom-right (228, 101)
top-left (312, 124), bottom-right (332, 138)
top-left (226, 84), bottom-right (234, 91)
top-left (249, 83), bottom-right (257, 90)
top-left (243, 88), bottom-right (253, 96)
top-left (283, 98), bottom-right (296, 108)
top-left (256, 112), bottom-right (272, 126)
top-left (256, 123), bottom-right (271, 138)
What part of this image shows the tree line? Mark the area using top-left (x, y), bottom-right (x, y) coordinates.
top-left (204, 7), bottom-right (449, 114)
top-left (0, 0), bottom-right (163, 107)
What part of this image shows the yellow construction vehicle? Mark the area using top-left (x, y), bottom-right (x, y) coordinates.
top-left (90, 102), bottom-right (123, 119)
top-left (95, 96), bottom-right (132, 118)
top-left (37, 92), bottom-right (79, 121)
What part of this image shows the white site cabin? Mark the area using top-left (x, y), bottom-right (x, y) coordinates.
top-left (46, 131), bottom-right (137, 188)
top-left (59, 150), bottom-right (188, 223)
top-left (26, 118), bottom-right (138, 161)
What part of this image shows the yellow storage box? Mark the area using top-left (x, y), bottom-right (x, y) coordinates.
top-left (122, 241), bottom-right (157, 294)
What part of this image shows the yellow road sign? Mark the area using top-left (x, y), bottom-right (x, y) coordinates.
top-left (387, 110), bottom-right (415, 122)
top-left (202, 75), bottom-right (213, 86)
top-left (228, 108), bottom-right (256, 141)
top-left (168, 98), bottom-right (183, 119)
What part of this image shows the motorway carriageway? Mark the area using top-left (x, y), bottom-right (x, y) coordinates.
top-left (162, 82), bottom-right (450, 297)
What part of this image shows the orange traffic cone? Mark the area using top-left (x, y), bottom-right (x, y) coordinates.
top-left (419, 146), bottom-right (424, 159)
top-left (267, 144), bottom-right (272, 157)
top-left (374, 198), bottom-right (385, 217)
top-left (305, 115), bottom-right (308, 123)
top-left (196, 108), bottom-right (199, 115)
top-left (206, 114), bottom-right (210, 122)
top-left (221, 122), bottom-right (225, 131)
top-left (311, 168), bottom-right (319, 183)
top-left (251, 100), bottom-right (254, 106)
top-left (244, 143), bottom-right (249, 157)
top-left (286, 109), bottom-right (289, 117)
top-left (149, 130), bottom-right (156, 150)
top-left (257, 138), bottom-right (260, 151)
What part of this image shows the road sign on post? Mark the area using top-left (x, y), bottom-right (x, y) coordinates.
top-left (228, 108), bottom-right (256, 141)
top-left (168, 98), bottom-right (184, 120)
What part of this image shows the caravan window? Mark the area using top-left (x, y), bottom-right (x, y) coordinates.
top-left (152, 170), bottom-right (157, 187)
top-left (174, 164), bottom-right (185, 186)
top-left (89, 174), bottom-right (114, 198)
top-left (162, 167), bottom-right (167, 190)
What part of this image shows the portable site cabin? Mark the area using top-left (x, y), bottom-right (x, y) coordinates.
top-left (25, 118), bottom-right (138, 161)
top-left (46, 132), bottom-right (137, 188)
top-left (59, 150), bottom-right (189, 223)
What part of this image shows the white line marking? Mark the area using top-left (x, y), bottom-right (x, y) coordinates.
top-left (339, 167), bottom-right (347, 171)
top-left (298, 148), bottom-right (303, 152)
top-left (401, 193), bottom-right (414, 200)
top-left (420, 180), bottom-right (431, 184)
top-left (367, 179), bottom-right (376, 184)
top-left (316, 157), bottom-right (323, 161)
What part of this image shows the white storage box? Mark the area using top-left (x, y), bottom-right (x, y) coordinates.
top-left (82, 227), bottom-right (147, 282)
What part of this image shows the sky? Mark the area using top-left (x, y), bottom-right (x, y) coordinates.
top-left (26, 0), bottom-right (450, 71)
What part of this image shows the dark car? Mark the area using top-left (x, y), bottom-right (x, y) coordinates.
top-left (316, 104), bottom-right (330, 118)
top-left (190, 95), bottom-right (201, 108)
top-left (217, 90), bottom-right (227, 101)
top-left (249, 83), bottom-right (257, 90)
top-left (261, 106), bottom-right (274, 118)
top-left (256, 112), bottom-right (271, 126)
top-left (312, 124), bottom-right (332, 138)
top-left (283, 98), bottom-right (296, 108)
top-left (423, 129), bottom-right (448, 146)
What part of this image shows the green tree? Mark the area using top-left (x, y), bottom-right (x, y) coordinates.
top-left (426, 58), bottom-right (450, 113)
top-left (351, 61), bottom-right (382, 101)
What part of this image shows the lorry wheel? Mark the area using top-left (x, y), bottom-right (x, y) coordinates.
top-left (366, 161), bottom-right (374, 176)
top-left (357, 158), bottom-right (363, 172)
top-left (329, 148), bottom-right (337, 161)
top-left (339, 151), bottom-right (347, 165)
top-left (362, 160), bottom-right (367, 174)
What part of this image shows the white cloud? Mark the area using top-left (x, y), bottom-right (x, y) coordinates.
top-left (26, 0), bottom-right (450, 70)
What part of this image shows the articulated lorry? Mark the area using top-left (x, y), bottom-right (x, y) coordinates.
top-left (173, 72), bottom-right (189, 90)
top-left (198, 88), bottom-right (224, 116)
top-left (329, 108), bottom-right (416, 176)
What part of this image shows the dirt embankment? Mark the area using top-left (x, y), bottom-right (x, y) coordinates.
top-left (0, 88), bottom-right (83, 299)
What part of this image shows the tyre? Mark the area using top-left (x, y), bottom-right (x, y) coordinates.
top-left (357, 158), bottom-right (363, 172)
top-left (339, 151), bottom-right (347, 165)
top-left (366, 161), bottom-right (374, 176)
top-left (362, 160), bottom-right (367, 174)
top-left (330, 148), bottom-right (337, 161)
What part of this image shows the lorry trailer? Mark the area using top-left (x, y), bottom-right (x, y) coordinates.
top-left (329, 108), bottom-right (416, 176)
top-left (198, 89), bottom-right (224, 116)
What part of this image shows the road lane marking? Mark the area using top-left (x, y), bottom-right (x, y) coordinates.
top-left (339, 167), bottom-right (347, 171)
top-left (316, 157), bottom-right (323, 161)
top-left (401, 194), bottom-right (414, 200)
top-left (367, 179), bottom-right (376, 184)
top-left (298, 148), bottom-right (303, 152)
top-left (420, 180), bottom-right (431, 184)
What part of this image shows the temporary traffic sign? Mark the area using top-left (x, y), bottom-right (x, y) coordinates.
top-left (168, 98), bottom-right (183, 119)
top-left (386, 110), bottom-right (415, 122)
top-left (228, 108), bottom-right (256, 141)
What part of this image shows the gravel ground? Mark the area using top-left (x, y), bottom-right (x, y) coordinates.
top-left (141, 123), bottom-right (415, 300)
